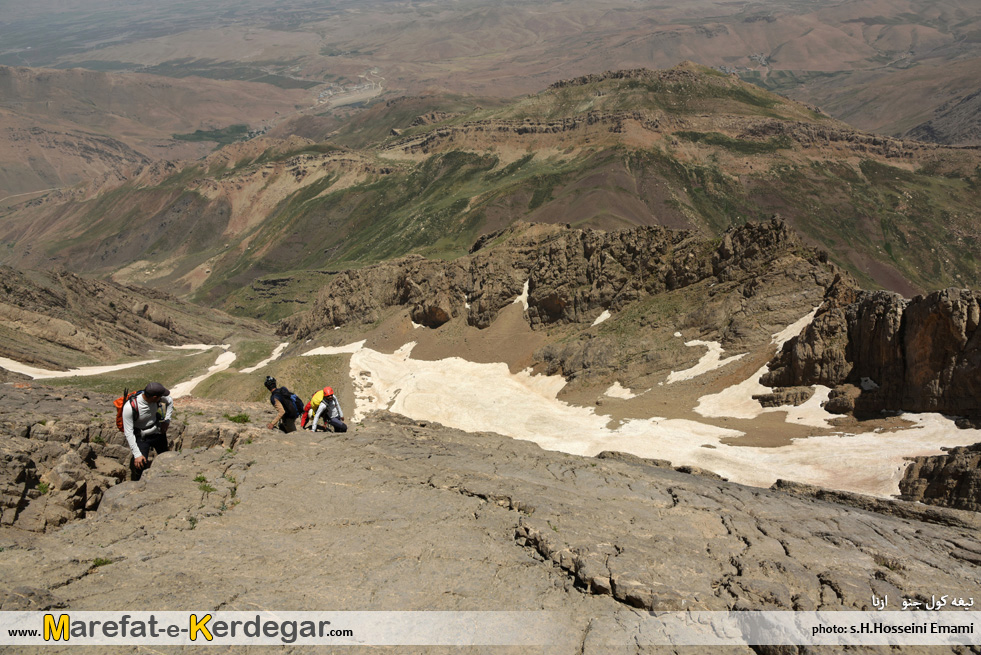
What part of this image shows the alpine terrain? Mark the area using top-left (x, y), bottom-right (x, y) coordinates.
top-left (2, 50), bottom-right (981, 654)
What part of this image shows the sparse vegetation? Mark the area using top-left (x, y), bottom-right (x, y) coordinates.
top-left (91, 558), bottom-right (113, 568)
top-left (223, 413), bottom-right (251, 424)
top-left (872, 553), bottom-right (906, 572)
top-left (173, 124), bottom-right (250, 146)
top-left (675, 131), bottom-right (792, 155)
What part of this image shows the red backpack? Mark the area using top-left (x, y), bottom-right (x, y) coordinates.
top-left (113, 389), bottom-right (141, 431)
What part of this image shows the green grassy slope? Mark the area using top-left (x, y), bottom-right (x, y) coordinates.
top-left (1, 64), bottom-right (978, 320)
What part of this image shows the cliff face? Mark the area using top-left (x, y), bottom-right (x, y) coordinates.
top-left (763, 279), bottom-right (981, 417)
top-left (279, 218), bottom-right (837, 383)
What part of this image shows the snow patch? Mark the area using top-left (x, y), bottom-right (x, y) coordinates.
top-left (170, 347), bottom-right (237, 398)
top-left (605, 382), bottom-right (642, 399)
top-left (592, 310), bottom-right (612, 327)
top-left (240, 342), bottom-right (290, 374)
top-left (513, 280), bottom-right (529, 310)
top-left (303, 341), bottom-right (367, 356)
top-left (667, 340), bottom-right (746, 384)
top-left (0, 357), bottom-right (159, 379)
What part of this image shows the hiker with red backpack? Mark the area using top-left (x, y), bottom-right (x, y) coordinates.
top-left (264, 376), bottom-right (301, 433)
top-left (119, 381), bottom-right (173, 479)
top-left (307, 386), bottom-right (347, 433)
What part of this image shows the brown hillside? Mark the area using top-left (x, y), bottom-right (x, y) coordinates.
top-left (0, 66), bottom-right (313, 199)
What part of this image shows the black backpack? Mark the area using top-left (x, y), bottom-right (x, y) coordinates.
top-left (272, 387), bottom-right (302, 419)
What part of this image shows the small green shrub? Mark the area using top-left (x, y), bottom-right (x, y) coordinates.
top-left (37, 482), bottom-right (50, 495)
top-left (92, 434), bottom-right (106, 445)
top-left (92, 558), bottom-right (113, 568)
top-left (199, 483), bottom-right (217, 493)
top-left (193, 475), bottom-right (207, 483)
top-left (223, 413), bottom-right (251, 424)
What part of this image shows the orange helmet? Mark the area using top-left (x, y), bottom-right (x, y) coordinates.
top-left (324, 386), bottom-right (334, 396)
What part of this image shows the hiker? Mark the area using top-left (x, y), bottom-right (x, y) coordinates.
top-left (122, 382), bottom-right (174, 480)
top-left (264, 376), bottom-right (298, 433)
top-left (308, 386), bottom-right (347, 433)
top-left (299, 400), bottom-right (315, 430)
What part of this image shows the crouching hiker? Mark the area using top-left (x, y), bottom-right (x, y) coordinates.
top-left (309, 386), bottom-right (347, 433)
top-left (121, 381), bottom-right (174, 480)
top-left (264, 376), bottom-right (299, 433)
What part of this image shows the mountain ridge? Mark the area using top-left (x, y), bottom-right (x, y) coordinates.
top-left (2, 65), bottom-right (978, 316)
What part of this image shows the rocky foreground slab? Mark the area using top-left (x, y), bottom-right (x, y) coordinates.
top-left (3, 386), bottom-right (981, 654)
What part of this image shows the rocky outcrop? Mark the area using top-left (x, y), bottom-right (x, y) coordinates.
top-left (900, 444), bottom-right (981, 511)
top-left (743, 119), bottom-right (933, 160)
top-left (388, 111), bottom-right (660, 155)
top-left (0, 385), bottom-right (262, 532)
top-left (764, 280), bottom-right (981, 418)
top-left (904, 89), bottom-right (981, 147)
top-left (282, 218), bottom-right (835, 350)
top-left (279, 219), bottom-right (838, 386)
top-left (3, 390), bottom-right (981, 654)
top-left (0, 388), bottom-right (135, 532)
top-left (752, 386), bottom-right (814, 408)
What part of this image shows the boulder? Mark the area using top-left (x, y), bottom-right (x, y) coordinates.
top-left (900, 444), bottom-right (981, 511)
top-left (752, 386), bottom-right (814, 408)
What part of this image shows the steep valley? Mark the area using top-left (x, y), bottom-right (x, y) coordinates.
top-left (3, 60), bottom-right (981, 653)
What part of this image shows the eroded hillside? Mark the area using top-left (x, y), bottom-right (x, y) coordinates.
top-left (1, 65), bottom-right (978, 317)
top-left (0, 265), bottom-right (271, 374)
top-left (0, 66), bottom-right (312, 199)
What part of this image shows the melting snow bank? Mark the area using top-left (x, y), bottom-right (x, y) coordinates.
top-left (605, 382), bottom-right (642, 399)
top-left (694, 307), bottom-right (828, 424)
top-left (301, 340), bottom-right (981, 498)
top-left (513, 280), bottom-right (529, 310)
top-left (305, 341), bottom-right (366, 356)
top-left (667, 340), bottom-right (746, 384)
top-left (240, 342), bottom-right (289, 373)
top-left (772, 308), bottom-right (819, 345)
top-left (0, 356), bottom-right (159, 379)
top-left (169, 346), bottom-right (236, 398)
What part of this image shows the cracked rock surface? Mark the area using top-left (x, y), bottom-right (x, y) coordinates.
top-left (2, 390), bottom-right (981, 654)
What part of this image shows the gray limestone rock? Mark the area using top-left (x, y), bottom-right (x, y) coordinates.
top-left (752, 386), bottom-right (814, 408)
top-left (2, 389), bottom-right (981, 654)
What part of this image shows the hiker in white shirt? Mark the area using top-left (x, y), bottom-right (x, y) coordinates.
top-left (309, 386), bottom-right (347, 433)
top-left (122, 381), bottom-right (174, 478)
